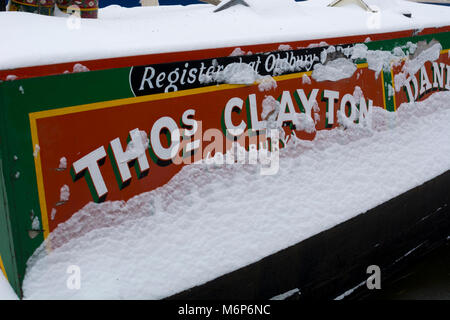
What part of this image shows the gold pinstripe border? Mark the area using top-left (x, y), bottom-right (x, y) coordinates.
top-left (390, 68), bottom-right (398, 111)
top-left (0, 255), bottom-right (8, 281)
top-left (380, 71), bottom-right (387, 110)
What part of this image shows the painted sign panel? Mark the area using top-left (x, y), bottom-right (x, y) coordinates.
top-left (31, 63), bottom-right (383, 236)
top-left (128, 44), bottom-right (353, 96)
top-left (0, 27), bottom-right (448, 297)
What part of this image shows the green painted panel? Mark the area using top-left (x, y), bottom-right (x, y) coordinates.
top-left (0, 67), bottom-right (132, 296)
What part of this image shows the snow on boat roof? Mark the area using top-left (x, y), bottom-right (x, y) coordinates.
top-left (0, 0), bottom-right (449, 71)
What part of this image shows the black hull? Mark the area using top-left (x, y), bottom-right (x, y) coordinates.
top-left (168, 170), bottom-right (450, 300)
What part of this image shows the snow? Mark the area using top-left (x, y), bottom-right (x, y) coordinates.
top-left (257, 75), bottom-right (277, 92)
top-left (394, 242), bottom-right (424, 263)
top-left (58, 157), bottom-right (68, 170)
top-left (388, 84), bottom-right (394, 97)
top-left (293, 112), bottom-right (316, 133)
top-left (278, 44), bottom-right (293, 51)
top-left (229, 47), bottom-right (246, 57)
top-left (311, 58), bottom-right (357, 82)
top-left (352, 41), bottom-right (441, 82)
top-left (404, 42), bottom-right (442, 76)
top-left (307, 41), bottom-right (330, 49)
top-left (31, 216), bottom-right (40, 230)
top-left (72, 63), bottom-right (90, 73)
top-left (352, 44), bottom-right (398, 78)
top-left (203, 62), bottom-right (259, 85)
top-left (271, 288), bottom-right (300, 300)
top-left (51, 208), bottom-right (57, 221)
top-left (0, 273), bottom-right (18, 300)
top-left (352, 85), bottom-right (364, 102)
top-left (33, 145), bottom-right (40, 158)
top-left (334, 280), bottom-right (366, 300)
top-left (22, 91), bottom-right (450, 299)
top-left (5, 75), bottom-right (17, 81)
top-left (261, 95), bottom-right (280, 120)
top-left (0, 0), bottom-right (449, 71)
top-left (60, 185), bottom-right (70, 203)
top-left (125, 130), bottom-right (149, 158)
top-left (394, 42), bottom-right (443, 91)
top-left (302, 74), bottom-right (311, 85)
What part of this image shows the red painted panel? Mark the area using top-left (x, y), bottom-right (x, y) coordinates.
top-left (34, 66), bottom-right (383, 231)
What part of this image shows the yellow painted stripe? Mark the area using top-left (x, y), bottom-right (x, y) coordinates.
top-left (30, 63), bottom-right (368, 240)
top-left (441, 49), bottom-right (449, 54)
top-left (380, 71), bottom-right (387, 110)
top-left (0, 255), bottom-right (8, 281)
top-left (390, 68), bottom-right (397, 111)
top-left (357, 63), bottom-right (369, 69)
top-left (29, 117), bottom-right (50, 240)
top-left (31, 83), bottom-right (245, 120)
top-left (275, 70), bottom-right (312, 82)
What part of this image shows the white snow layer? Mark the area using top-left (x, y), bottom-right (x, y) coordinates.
top-left (0, 273), bottom-right (18, 300)
top-left (0, 0), bottom-right (449, 70)
top-left (311, 58), bottom-right (357, 82)
top-left (203, 62), bottom-right (260, 85)
top-left (23, 91), bottom-right (450, 299)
